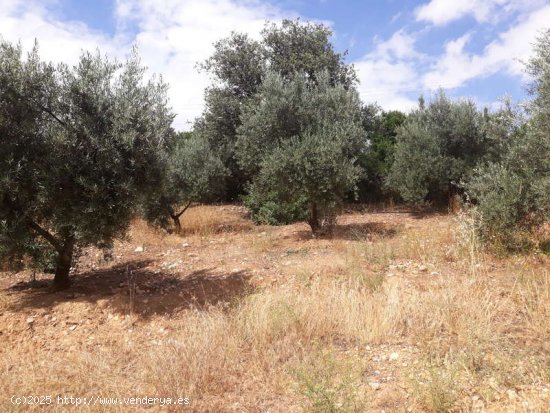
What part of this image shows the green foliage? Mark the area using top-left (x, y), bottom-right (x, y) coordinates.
top-left (201, 33), bottom-right (264, 99)
top-left (386, 118), bottom-right (448, 203)
top-left (294, 350), bottom-right (366, 413)
top-left (237, 72), bottom-right (363, 232)
top-left (236, 72), bottom-right (363, 176)
top-left (144, 132), bottom-right (227, 231)
top-left (195, 19), bottom-right (357, 200)
top-left (0, 41), bottom-right (173, 287)
top-left (261, 19), bottom-right (356, 89)
top-left (464, 30), bottom-right (550, 249)
top-left (465, 122), bottom-right (549, 249)
top-left (357, 104), bottom-right (406, 201)
top-left (194, 87), bottom-right (246, 198)
top-left (243, 189), bottom-right (307, 226)
top-left (526, 28), bottom-right (550, 132)
top-left (386, 91), bottom-right (487, 204)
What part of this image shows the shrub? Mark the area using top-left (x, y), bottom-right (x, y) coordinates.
top-left (357, 105), bottom-right (407, 201)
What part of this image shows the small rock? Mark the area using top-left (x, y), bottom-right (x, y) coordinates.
top-left (68, 325), bottom-right (77, 331)
top-left (506, 389), bottom-right (518, 400)
top-left (389, 352), bottom-right (399, 361)
top-left (134, 246), bottom-right (144, 253)
top-left (26, 317), bottom-right (35, 324)
top-left (369, 382), bottom-right (381, 390)
top-left (431, 271), bottom-right (440, 276)
top-left (96, 299), bottom-right (109, 309)
top-left (418, 265), bottom-right (428, 272)
top-left (181, 243), bottom-right (190, 248)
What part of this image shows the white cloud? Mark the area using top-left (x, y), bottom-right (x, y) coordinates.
top-left (416, 0), bottom-right (499, 25)
top-left (0, 1), bottom-right (123, 64)
top-left (354, 30), bottom-right (421, 111)
top-left (354, 2), bottom-right (550, 111)
top-left (415, 0), bottom-right (544, 26)
top-left (422, 5), bottom-right (550, 89)
top-left (373, 29), bottom-right (421, 60)
top-left (2, 0), bottom-right (549, 123)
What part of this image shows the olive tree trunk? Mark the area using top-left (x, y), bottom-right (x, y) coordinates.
top-left (53, 237), bottom-right (75, 290)
top-left (307, 202), bottom-right (320, 234)
top-left (170, 213), bottom-right (182, 233)
top-left (170, 201), bottom-right (192, 234)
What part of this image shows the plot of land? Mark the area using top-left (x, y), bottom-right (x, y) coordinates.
top-left (1, 205), bottom-right (548, 412)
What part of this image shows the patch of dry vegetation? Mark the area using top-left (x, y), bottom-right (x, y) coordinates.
top-left (0, 207), bottom-right (548, 412)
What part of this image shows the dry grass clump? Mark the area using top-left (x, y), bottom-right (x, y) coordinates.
top-left (292, 349), bottom-right (368, 413)
top-left (146, 311), bottom-right (239, 399)
top-left (179, 205), bottom-right (253, 237)
top-left (127, 205), bottom-right (253, 246)
top-left (127, 218), bottom-right (182, 247)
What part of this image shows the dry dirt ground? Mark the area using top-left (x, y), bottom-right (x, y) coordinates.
top-left (0, 205), bottom-right (548, 412)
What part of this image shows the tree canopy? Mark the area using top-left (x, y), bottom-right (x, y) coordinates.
top-left (464, 29), bottom-right (550, 249)
top-left (238, 72), bottom-right (364, 233)
top-left (386, 92), bottom-right (487, 204)
top-left (143, 132), bottom-right (227, 233)
top-left (0, 41), bottom-right (174, 288)
top-left (195, 19), bottom-right (357, 200)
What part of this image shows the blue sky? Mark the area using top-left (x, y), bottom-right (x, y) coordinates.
top-left (1, 0), bottom-right (549, 130)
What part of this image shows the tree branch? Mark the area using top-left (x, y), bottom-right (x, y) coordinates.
top-left (5, 84), bottom-right (69, 129)
top-left (35, 100), bottom-right (68, 129)
top-left (27, 220), bottom-right (62, 252)
top-left (175, 201), bottom-right (192, 219)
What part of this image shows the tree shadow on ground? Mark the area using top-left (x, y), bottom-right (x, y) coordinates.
top-left (7, 259), bottom-right (254, 319)
top-left (292, 222), bottom-right (401, 241)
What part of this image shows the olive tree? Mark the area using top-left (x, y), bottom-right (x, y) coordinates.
top-left (464, 30), bottom-right (550, 248)
top-left (0, 42), bottom-right (174, 288)
top-left (144, 132), bottom-right (227, 232)
top-left (249, 124), bottom-right (361, 234)
top-left (195, 19), bottom-right (356, 200)
top-left (237, 72), bottom-right (364, 233)
top-left (386, 92), bottom-right (487, 204)
top-left (358, 105), bottom-right (406, 201)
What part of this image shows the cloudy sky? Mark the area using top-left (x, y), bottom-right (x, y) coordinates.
top-left (1, 0), bottom-right (548, 130)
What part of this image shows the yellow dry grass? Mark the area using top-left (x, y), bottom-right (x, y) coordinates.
top-left (0, 206), bottom-right (548, 412)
